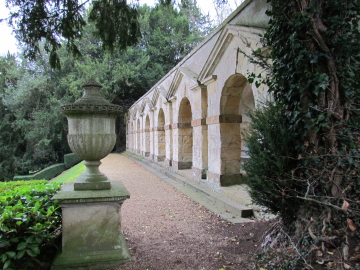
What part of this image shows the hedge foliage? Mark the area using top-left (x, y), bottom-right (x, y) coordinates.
top-left (13, 164), bottom-right (67, 181)
top-left (0, 181), bottom-right (62, 270)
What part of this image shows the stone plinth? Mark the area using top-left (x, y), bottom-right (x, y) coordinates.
top-left (51, 182), bottom-right (130, 270)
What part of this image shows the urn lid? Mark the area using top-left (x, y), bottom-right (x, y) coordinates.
top-left (60, 79), bottom-right (123, 116)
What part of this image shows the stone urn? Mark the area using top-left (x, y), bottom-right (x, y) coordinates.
top-left (60, 79), bottom-right (122, 190)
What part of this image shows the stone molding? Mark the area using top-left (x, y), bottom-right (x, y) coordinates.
top-left (156, 126), bottom-right (165, 131)
top-left (191, 118), bottom-right (207, 127)
top-left (164, 124), bottom-right (172, 130)
top-left (171, 123), bottom-right (192, 129)
top-left (206, 114), bottom-right (242, 125)
top-left (60, 104), bottom-right (122, 116)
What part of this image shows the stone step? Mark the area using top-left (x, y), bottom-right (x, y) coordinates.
top-left (123, 152), bottom-right (255, 223)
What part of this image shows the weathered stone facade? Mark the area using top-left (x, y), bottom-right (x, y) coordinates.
top-left (126, 0), bottom-right (270, 188)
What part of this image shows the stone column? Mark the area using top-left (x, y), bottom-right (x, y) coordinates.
top-left (191, 118), bottom-right (207, 179)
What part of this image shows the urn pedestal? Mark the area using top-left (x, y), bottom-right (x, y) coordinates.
top-left (51, 80), bottom-right (130, 270)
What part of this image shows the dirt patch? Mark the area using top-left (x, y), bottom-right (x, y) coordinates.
top-left (101, 154), bottom-right (271, 270)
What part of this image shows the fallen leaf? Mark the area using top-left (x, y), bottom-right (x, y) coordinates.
top-left (348, 218), bottom-right (356, 231)
top-left (344, 263), bottom-right (351, 269)
top-left (342, 200), bottom-right (350, 211)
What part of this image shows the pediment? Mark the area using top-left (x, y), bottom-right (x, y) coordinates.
top-left (140, 97), bottom-right (152, 113)
top-left (151, 85), bottom-right (167, 107)
top-left (198, 25), bottom-right (244, 83)
top-left (166, 67), bottom-right (199, 100)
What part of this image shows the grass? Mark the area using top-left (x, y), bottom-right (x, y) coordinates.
top-left (50, 161), bottom-right (85, 183)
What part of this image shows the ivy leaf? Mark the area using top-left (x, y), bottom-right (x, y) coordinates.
top-left (0, 241), bottom-right (9, 248)
top-left (4, 252), bottom-right (15, 259)
top-left (15, 250), bottom-right (25, 259)
top-left (3, 260), bottom-right (11, 269)
top-left (16, 242), bottom-right (26, 250)
top-left (25, 249), bottom-right (36, 257)
top-left (0, 254), bottom-right (7, 264)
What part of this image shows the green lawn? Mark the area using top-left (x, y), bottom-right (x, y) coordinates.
top-left (50, 162), bottom-right (85, 183)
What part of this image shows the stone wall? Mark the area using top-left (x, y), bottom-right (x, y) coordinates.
top-left (126, 0), bottom-right (271, 189)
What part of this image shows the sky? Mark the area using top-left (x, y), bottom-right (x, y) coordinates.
top-left (0, 0), bottom-right (236, 56)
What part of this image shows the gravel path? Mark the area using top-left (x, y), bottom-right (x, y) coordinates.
top-left (100, 153), bottom-right (270, 270)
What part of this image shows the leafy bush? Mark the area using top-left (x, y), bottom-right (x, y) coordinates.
top-left (0, 181), bottom-right (62, 270)
top-left (243, 102), bottom-right (304, 228)
top-left (0, 180), bottom-right (48, 193)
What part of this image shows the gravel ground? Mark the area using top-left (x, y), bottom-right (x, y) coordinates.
top-left (100, 153), bottom-right (271, 270)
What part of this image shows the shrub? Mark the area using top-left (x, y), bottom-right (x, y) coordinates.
top-left (0, 181), bottom-right (62, 270)
top-left (63, 153), bottom-right (81, 169)
top-left (13, 163), bottom-right (67, 181)
top-left (243, 102), bottom-right (305, 229)
top-left (0, 180), bottom-right (48, 193)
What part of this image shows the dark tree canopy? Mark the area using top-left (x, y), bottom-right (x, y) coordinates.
top-left (4, 0), bottom-right (141, 68)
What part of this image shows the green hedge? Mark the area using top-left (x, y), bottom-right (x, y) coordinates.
top-left (64, 153), bottom-right (81, 169)
top-left (13, 163), bottom-right (66, 181)
top-left (0, 180), bottom-right (62, 270)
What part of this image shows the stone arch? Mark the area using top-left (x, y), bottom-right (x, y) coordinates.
top-left (157, 108), bottom-right (166, 161)
top-left (219, 73), bottom-right (254, 185)
top-left (177, 97), bottom-right (193, 170)
top-left (145, 115), bottom-right (150, 156)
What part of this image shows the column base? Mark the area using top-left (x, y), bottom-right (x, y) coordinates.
top-left (208, 171), bottom-right (246, 187)
top-left (164, 158), bottom-right (172, 168)
top-left (192, 166), bottom-right (207, 179)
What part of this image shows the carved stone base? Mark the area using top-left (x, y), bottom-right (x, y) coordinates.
top-left (51, 182), bottom-right (130, 270)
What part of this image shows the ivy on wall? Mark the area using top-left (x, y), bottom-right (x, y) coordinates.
top-left (244, 0), bottom-right (360, 267)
